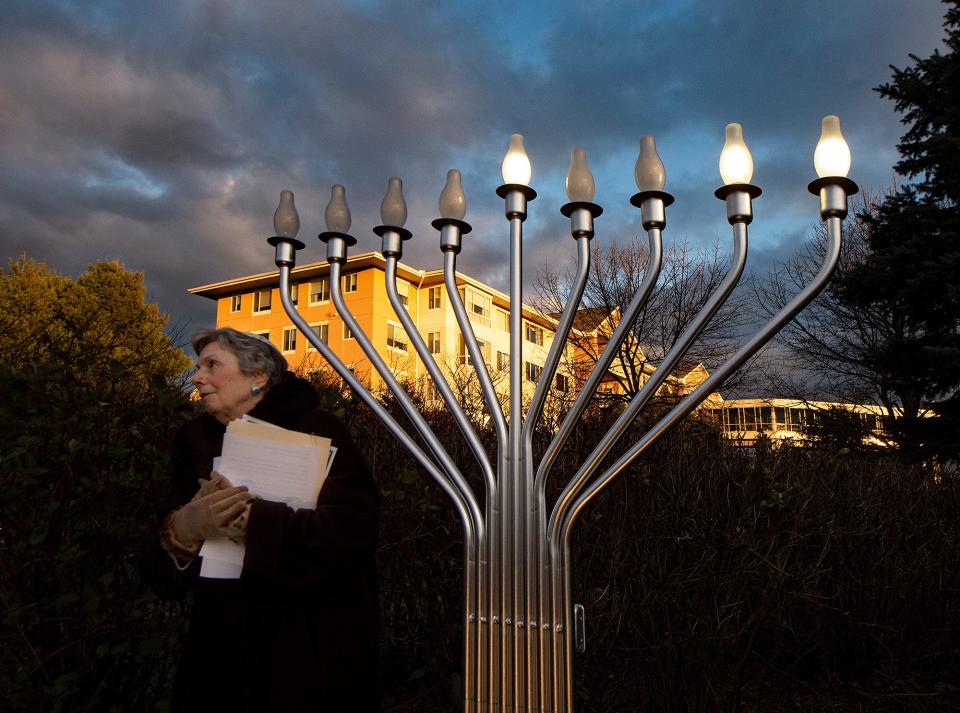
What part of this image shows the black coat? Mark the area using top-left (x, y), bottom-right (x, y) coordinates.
top-left (142, 374), bottom-right (380, 712)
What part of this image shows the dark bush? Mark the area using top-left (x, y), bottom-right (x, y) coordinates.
top-left (4, 369), bottom-right (958, 711)
top-left (0, 363), bottom-right (192, 712)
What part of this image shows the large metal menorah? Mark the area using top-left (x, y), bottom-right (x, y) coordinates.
top-left (263, 119), bottom-right (858, 712)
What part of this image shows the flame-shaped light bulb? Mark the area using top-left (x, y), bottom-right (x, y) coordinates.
top-left (565, 148), bottom-right (595, 202)
top-left (501, 133), bottom-right (532, 186)
top-left (719, 123), bottom-right (754, 185)
top-left (324, 184), bottom-right (351, 233)
top-left (814, 115), bottom-right (851, 178)
top-left (379, 177), bottom-right (407, 227)
top-left (273, 190), bottom-right (300, 238)
top-left (634, 135), bottom-right (666, 192)
top-left (439, 169), bottom-right (467, 220)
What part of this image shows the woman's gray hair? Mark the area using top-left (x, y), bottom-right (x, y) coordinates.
top-left (190, 327), bottom-right (288, 390)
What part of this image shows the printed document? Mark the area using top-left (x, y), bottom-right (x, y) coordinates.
top-left (199, 418), bottom-right (333, 579)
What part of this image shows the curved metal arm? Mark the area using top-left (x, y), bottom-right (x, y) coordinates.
top-left (384, 256), bottom-right (496, 499)
top-left (328, 261), bottom-right (483, 536)
top-left (547, 221), bottom-right (748, 542)
top-left (554, 216), bottom-right (844, 707)
top-left (522, 236), bottom-right (591, 437)
top-left (443, 251), bottom-right (509, 452)
top-left (276, 264), bottom-right (473, 529)
top-left (278, 259), bottom-right (482, 710)
top-left (565, 215), bottom-right (841, 531)
top-left (535, 227), bottom-right (664, 500)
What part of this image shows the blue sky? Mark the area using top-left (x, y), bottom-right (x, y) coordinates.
top-left (0, 0), bottom-right (950, 335)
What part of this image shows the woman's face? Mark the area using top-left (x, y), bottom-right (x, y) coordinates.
top-left (192, 341), bottom-right (267, 424)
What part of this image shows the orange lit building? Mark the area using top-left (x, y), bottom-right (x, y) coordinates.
top-left (189, 252), bottom-right (573, 407)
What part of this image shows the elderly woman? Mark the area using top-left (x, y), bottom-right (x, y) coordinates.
top-left (142, 327), bottom-right (379, 712)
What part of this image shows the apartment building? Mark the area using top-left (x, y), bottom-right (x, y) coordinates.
top-left (188, 252), bottom-right (572, 408)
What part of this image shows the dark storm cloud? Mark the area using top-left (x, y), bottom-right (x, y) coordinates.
top-left (0, 0), bottom-right (949, 336)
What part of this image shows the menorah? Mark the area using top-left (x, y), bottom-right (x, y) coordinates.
top-left (263, 116), bottom-right (858, 713)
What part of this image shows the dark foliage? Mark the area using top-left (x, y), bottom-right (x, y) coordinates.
top-left (0, 363), bottom-right (193, 711)
top-left (373, 403), bottom-right (960, 712)
top-left (837, 1), bottom-right (960, 456)
top-left (4, 364), bottom-right (959, 711)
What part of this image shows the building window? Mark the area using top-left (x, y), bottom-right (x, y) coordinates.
top-left (525, 361), bottom-right (543, 383)
top-left (342, 322), bottom-right (355, 341)
top-left (250, 329), bottom-right (270, 346)
top-left (428, 285), bottom-right (442, 309)
top-left (525, 323), bottom-right (544, 346)
top-left (387, 323), bottom-right (408, 352)
top-left (497, 351), bottom-right (509, 371)
top-left (555, 373), bottom-right (569, 392)
top-left (464, 288), bottom-right (491, 327)
top-left (282, 327), bottom-right (297, 353)
top-left (343, 273), bottom-right (358, 293)
top-left (309, 278), bottom-right (330, 304)
top-left (425, 382), bottom-right (441, 405)
top-left (496, 309), bottom-right (509, 332)
top-left (230, 294), bottom-right (242, 312)
top-left (289, 283), bottom-right (298, 305)
top-left (428, 331), bottom-right (441, 354)
top-left (397, 281), bottom-right (410, 307)
top-left (307, 322), bottom-right (328, 349)
top-left (253, 289), bottom-right (272, 313)
top-left (458, 335), bottom-right (490, 366)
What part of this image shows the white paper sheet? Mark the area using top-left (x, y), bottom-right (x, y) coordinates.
top-left (198, 425), bottom-right (331, 579)
top-left (220, 433), bottom-right (325, 509)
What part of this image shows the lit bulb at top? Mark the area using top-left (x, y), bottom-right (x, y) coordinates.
top-left (439, 169), bottom-right (467, 220)
top-left (379, 177), bottom-right (407, 227)
top-left (273, 190), bottom-right (300, 238)
top-left (634, 135), bottom-right (666, 192)
top-left (718, 123), bottom-right (754, 185)
top-left (565, 148), bottom-right (595, 202)
top-left (501, 133), bottom-right (532, 186)
top-left (324, 184), bottom-right (351, 233)
top-left (813, 115), bottom-right (851, 178)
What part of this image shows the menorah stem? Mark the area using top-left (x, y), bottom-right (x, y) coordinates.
top-left (440, 249), bottom-right (509, 710)
top-left (518, 231), bottom-right (590, 713)
top-left (506, 211), bottom-right (525, 713)
top-left (274, 256), bottom-right (485, 708)
top-left (327, 258), bottom-right (487, 706)
top-left (381, 255), bottom-right (489, 710)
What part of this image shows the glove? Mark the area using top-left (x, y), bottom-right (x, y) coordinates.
top-left (172, 474), bottom-right (253, 546)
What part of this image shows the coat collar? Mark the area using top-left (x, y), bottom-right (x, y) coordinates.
top-left (247, 372), bottom-right (320, 429)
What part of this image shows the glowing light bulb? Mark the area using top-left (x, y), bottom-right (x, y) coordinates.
top-left (565, 148), bottom-right (595, 202)
top-left (501, 133), bottom-right (532, 186)
top-left (379, 177), bottom-right (407, 227)
top-left (718, 123), bottom-right (754, 185)
top-left (634, 135), bottom-right (666, 192)
top-left (324, 184), bottom-right (351, 233)
top-left (439, 169), bottom-right (467, 220)
top-left (273, 190), bottom-right (300, 238)
top-left (814, 115), bottom-right (851, 178)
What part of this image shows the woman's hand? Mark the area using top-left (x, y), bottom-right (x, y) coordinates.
top-left (172, 475), bottom-right (253, 546)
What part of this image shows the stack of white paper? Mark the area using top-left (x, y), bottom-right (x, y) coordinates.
top-left (199, 416), bottom-right (334, 579)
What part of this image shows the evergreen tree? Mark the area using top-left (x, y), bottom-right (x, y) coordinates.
top-left (840, 1), bottom-right (960, 457)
